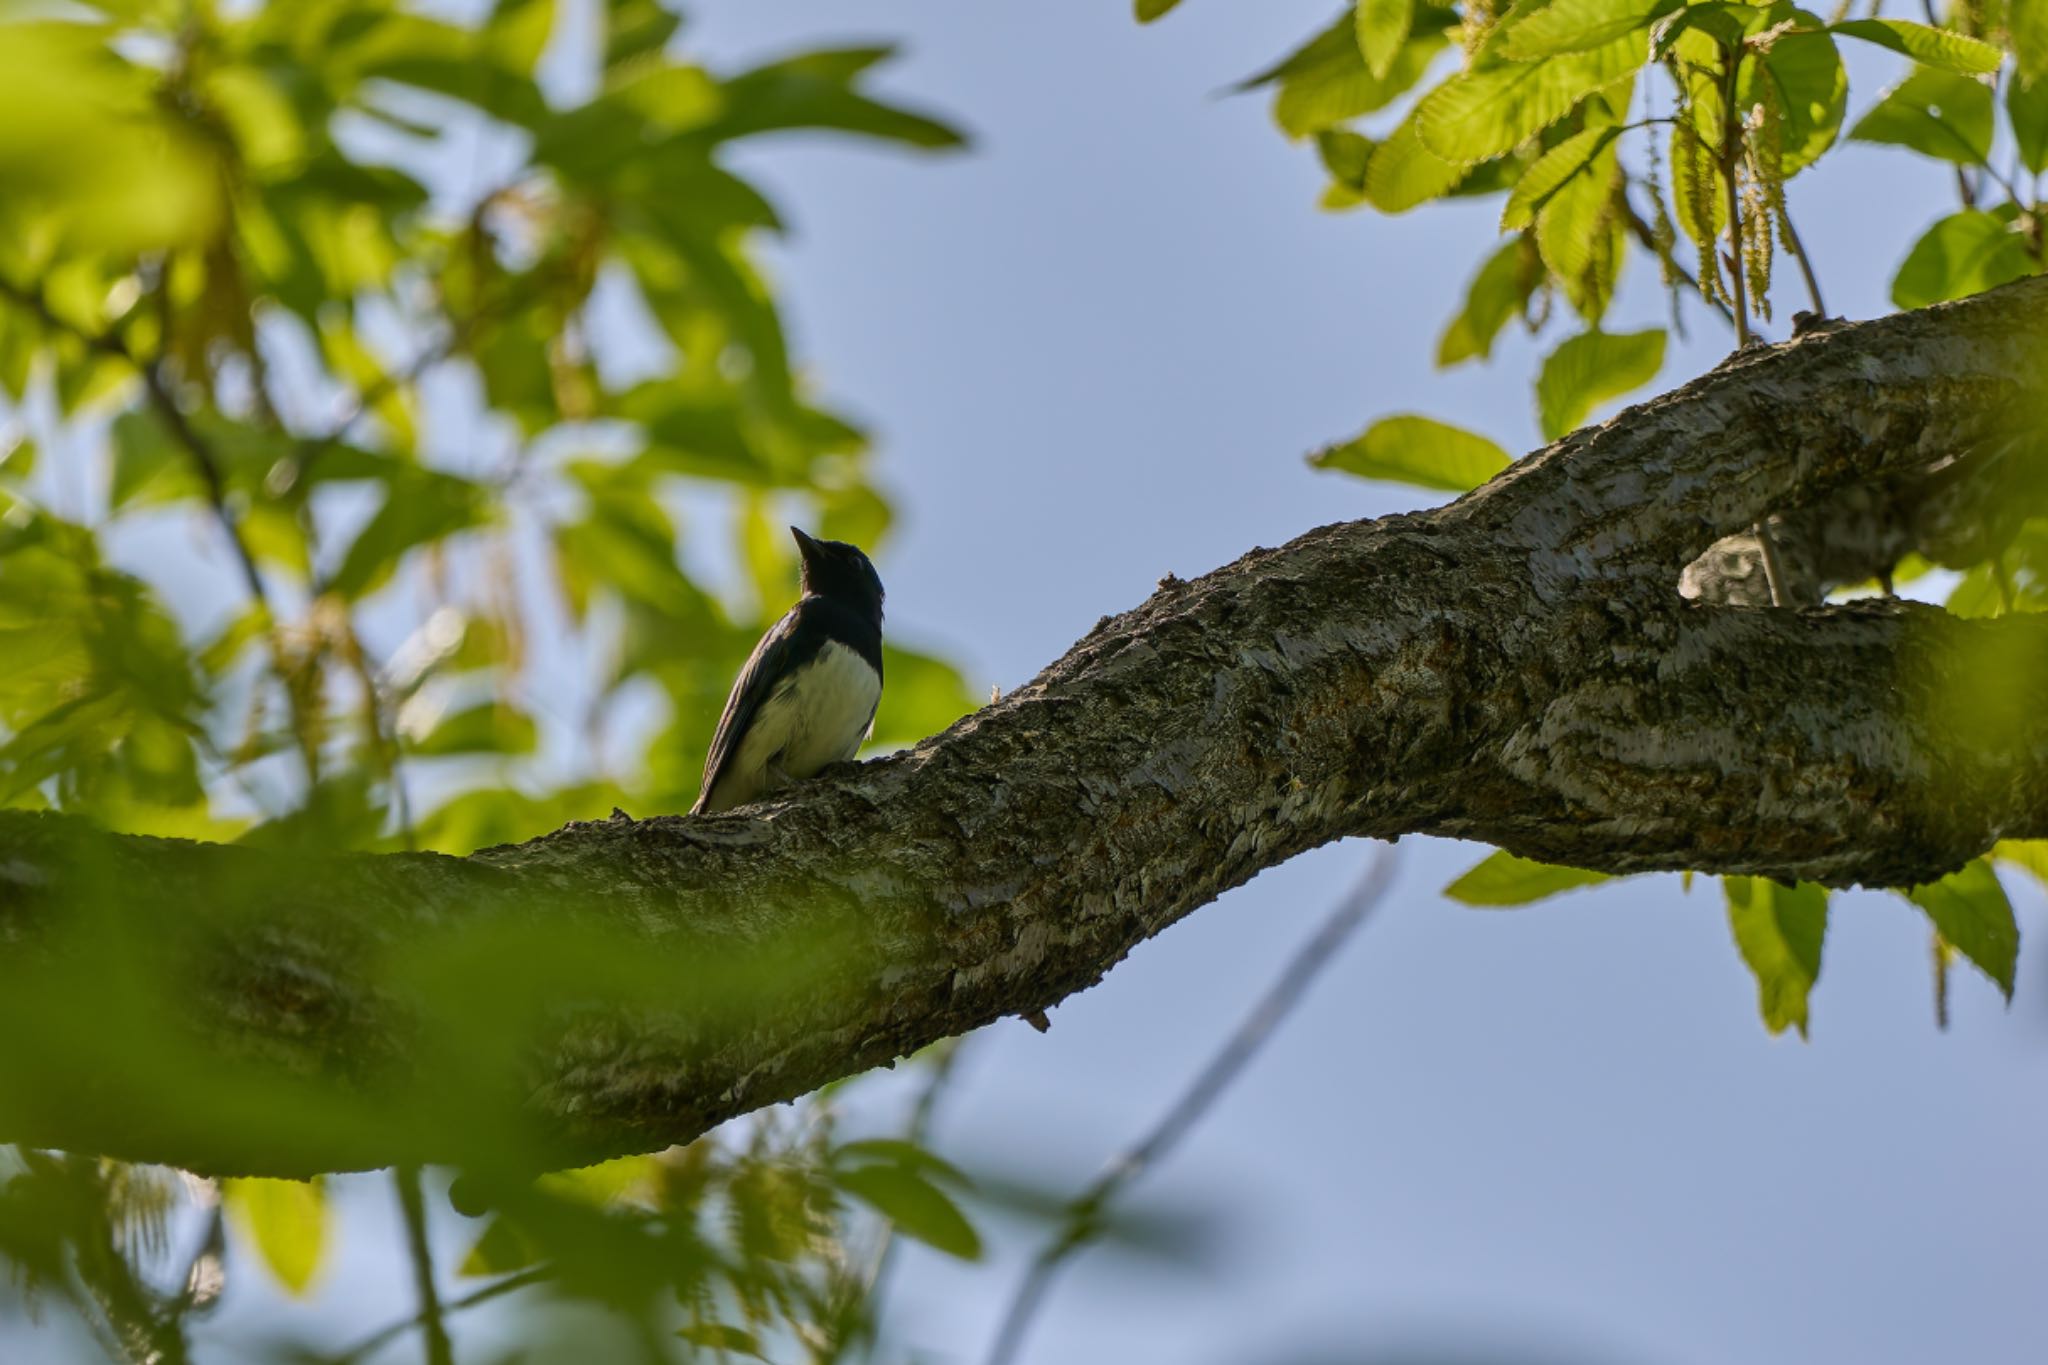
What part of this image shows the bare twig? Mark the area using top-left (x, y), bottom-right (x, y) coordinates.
top-left (983, 844), bottom-right (1401, 1365)
top-left (394, 1166), bottom-right (455, 1365)
top-left (335, 1267), bottom-right (554, 1364)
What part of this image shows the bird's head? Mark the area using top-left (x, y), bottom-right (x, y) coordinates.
top-left (792, 527), bottom-right (884, 620)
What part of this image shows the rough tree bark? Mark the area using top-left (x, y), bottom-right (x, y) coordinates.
top-left (2, 279), bottom-right (2043, 1178)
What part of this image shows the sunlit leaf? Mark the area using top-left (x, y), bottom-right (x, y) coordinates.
top-left (1136, 0), bottom-right (1186, 20)
top-left (1239, 9), bottom-right (1449, 137)
top-left (1533, 132), bottom-right (1625, 322)
top-left (1415, 35), bottom-right (1644, 162)
top-left (1535, 328), bottom-right (1665, 439)
top-left (1831, 19), bottom-right (2003, 75)
top-left (1907, 860), bottom-right (2018, 998)
top-left (1356, 0), bottom-right (1415, 79)
top-left (1310, 414), bottom-right (1511, 493)
top-left (1501, 126), bottom-right (1620, 230)
top-left (1501, 0), bottom-right (1678, 60)
top-left (1724, 878), bottom-right (1828, 1037)
top-left (1364, 108), bottom-right (1469, 211)
top-left (1437, 237), bottom-right (1539, 366)
top-left (225, 1177), bottom-right (329, 1295)
top-left (1443, 850), bottom-right (1612, 906)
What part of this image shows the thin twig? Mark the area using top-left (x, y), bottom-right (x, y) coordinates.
top-left (1777, 200), bottom-right (1827, 318)
top-left (1619, 198), bottom-right (1734, 325)
top-left (394, 1166), bottom-right (455, 1365)
top-left (983, 844), bottom-right (1401, 1365)
top-left (335, 1267), bottom-right (554, 1364)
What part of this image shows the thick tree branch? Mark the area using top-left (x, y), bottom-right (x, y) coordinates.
top-left (0, 279), bottom-right (2043, 1178)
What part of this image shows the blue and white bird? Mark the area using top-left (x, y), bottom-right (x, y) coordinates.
top-left (691, 527), bottom-right (885, 814)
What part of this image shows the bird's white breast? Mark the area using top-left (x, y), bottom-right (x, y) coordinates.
top-left (730, 641), bottom-right (880, 791)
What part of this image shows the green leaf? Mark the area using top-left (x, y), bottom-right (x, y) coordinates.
top-left (1443, 850), bottom-right (1611, 906)
top-left (1724, 878), bottom-right (1828, 1037)
top-left (1740, 13), bottom-right (1847, 175)
top-left (835, 1138), bottom-right (974, 1188)
top-left (1533, 133), bottom-right (1625, 322)
top-left (1415, 34), bottom-right (1644, 162)
top-left (2008, 73), bottom-right (2048, 175)
top-left (700, 48), bottom-right (966, 150)
top-left (459, 1214), bottom-right (541, 1277)
top-left (1848, 67), bottom-right (1995, 165)
top-left (1501, 125), bottom-right (1619, 230)
top-left (403, 701), bottom-right (537, 757)
top-left (834, 1165), bottom-right (982, 1261)
top-left (1890, 210), bottom-right (2040, 310)
top-left (1364, 108), bottom-right (1469, 211)
top-left (1908, 860), bottom-right (2019, 998)
top-left (678, 1325), bottom-right (767, 1359)
top-left (1996, 838), bottom-right (2048, 887)
top-left (2016, 0), bottom-right (2048, 80)
top-left (1356, 0), bottom-right (1415, 79)
top-left (1244, 10), bottom-right (1448, 138)
top-left (225, 1177), bottom-right (328, 1295)
top-left (326, 469), bottom-right (489, 601)
top-left (1831, 19), bottom-right (2003, 75)
top-left (1535, 328), bottom-right (1665, 439)
top-left (1501, 0), bottom-right (1678, 60)
top-left (1316, 127), bottom-right (1377, 201)
top-left (1437, 238), bottom-right (1538, 366)
top-left (1310, 415), bottom-right (1511, 493)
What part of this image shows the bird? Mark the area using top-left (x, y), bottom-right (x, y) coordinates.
top-left (691, 527), bottom-right (885, 814)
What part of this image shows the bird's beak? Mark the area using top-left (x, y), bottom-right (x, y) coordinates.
top-left (790, 526), bottom-right (821, 561)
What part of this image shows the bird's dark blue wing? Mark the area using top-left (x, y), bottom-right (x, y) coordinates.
top-left (693, 609), bottom-right (802, 814)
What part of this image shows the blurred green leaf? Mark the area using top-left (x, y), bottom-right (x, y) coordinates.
top-left (1136, 0), bottom-right (1187, 20)
top-left (2010, 73), bottom-right (2048, 175)
top-left (1890, 210), bottom-right (2039, 310)
top-left (833, 1164), bottom-right (981, 1261)
top-left (403, 701), bottom-right (538, 758)
top-left (835, 1138), bottom-right (973, 1189)
top-left (1310, 414), bottom-right (1510, 493)
top-left (1831, 19), bottom-right (2003, 75)
top-left (1443, 850), bottom-right (1612, 906)
top-left (1240, 9), bottom-right (1449, 138)
top-left (460, 1213), bottom-right (543, 1277)
top-left (872, 644), bottom-right (980, 752)
top-left (1363, 110), bottom-right (1469, 212)
top-left (697, 48), bottom-right (966, 149)
top-left (327, 469), bottom-right (490, 600)
top-left (1437, 237), bottom-right (1538, 366)
top-left (1725, 877), bottom-right (1828, 1037)
top-left (1849, 67), bottom-right (1994, 165)
top-left (2016, 0), bottom-right (2048, 79)
top-left (1536, 328), bottom-right (1665, 439)
top-left (225, 1177), bottom-right (328, 1295)
top-left (1355, 0), bottom-right (1415, 79)
top-left (1907, 860), bottom-right (2018, 998)
top-left (678, 1324), bottom-right (767, 1359)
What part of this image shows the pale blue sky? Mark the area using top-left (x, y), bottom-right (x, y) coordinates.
top-left (9, 4), bottom-right (2041, 1363)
